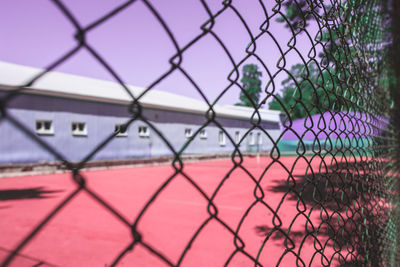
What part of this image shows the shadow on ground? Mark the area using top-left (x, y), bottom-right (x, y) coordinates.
top-left (0, 187), bottom-right (63, 201)
top-left (254, 160), bottom-right (390, 266)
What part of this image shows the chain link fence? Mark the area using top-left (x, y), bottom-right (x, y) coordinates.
top-left (0, 0), bottom-right (399, 266)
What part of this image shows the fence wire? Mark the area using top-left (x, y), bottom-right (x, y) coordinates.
top-left (0, 0), bottom-right (399, 266)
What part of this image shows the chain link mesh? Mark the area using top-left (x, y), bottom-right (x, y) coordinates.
top-left (0, 0), bottom-right (399, 266)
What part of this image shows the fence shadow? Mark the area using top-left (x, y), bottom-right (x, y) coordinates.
top-left (256, 160), bottom-right (389, 266)
top-left (0, 187), bottom-right (63, 201)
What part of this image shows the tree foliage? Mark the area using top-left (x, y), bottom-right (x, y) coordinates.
top-left (269, 0), bottom-right (391, 119)
top-left (275, 0), bottom-right (318, 31)
top-left (236, 64), bottom-right (262, 107)
top-left (269, 63), bottom-right (341, 120)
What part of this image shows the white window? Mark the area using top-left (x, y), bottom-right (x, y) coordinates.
top-left (115, 124), bottom-right (127, 137)
top-left (235, 131), bottom-right (240, 144)
top-left (257, 132), bottom-right (262, 145)
top-left (36, 120), bottom-right (54, 135)
top-left (138, 125), bottom-right (149, 137)
top-left (219, 131), bottom-right (226, 146)
top-left (200, 129), bottom-right (207, 139)
top-left (72, 122), bottom-right (87, 136)
top-left (249, 132), bottom-right (255, 145)
top-left (185, 128), bottom-right (193, 138)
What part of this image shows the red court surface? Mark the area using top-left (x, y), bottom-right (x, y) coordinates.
top-left (0, 156), bottom-right (339, 266)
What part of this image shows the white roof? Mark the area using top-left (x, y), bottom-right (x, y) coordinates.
top-left (0, 61), bottom-right (282, 123)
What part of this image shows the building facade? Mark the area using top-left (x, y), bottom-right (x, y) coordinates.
top-left (0, 61), bottom-right (283, 164)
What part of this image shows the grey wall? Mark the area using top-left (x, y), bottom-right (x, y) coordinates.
top-left (0, 92), bottom-right (282, 163)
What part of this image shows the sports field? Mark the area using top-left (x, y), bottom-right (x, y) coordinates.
top-left (0, 156), bottom-right (339, 266)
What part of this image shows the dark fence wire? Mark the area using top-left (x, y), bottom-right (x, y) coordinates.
top-left (0, 0), bottom-right (399, 266)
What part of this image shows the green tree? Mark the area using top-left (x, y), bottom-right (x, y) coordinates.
top-left (269, 0), bottom-right (390, 119)
top-left (236, 64), bottom-right (262, 107)
top-left (269, 63), bottom-right (339, 120)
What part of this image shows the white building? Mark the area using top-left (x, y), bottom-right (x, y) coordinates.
top-left (0, 61), bottom-right (282, 163)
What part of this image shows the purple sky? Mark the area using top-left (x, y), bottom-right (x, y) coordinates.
top-left (0, 0), bottom-right (318, 105)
